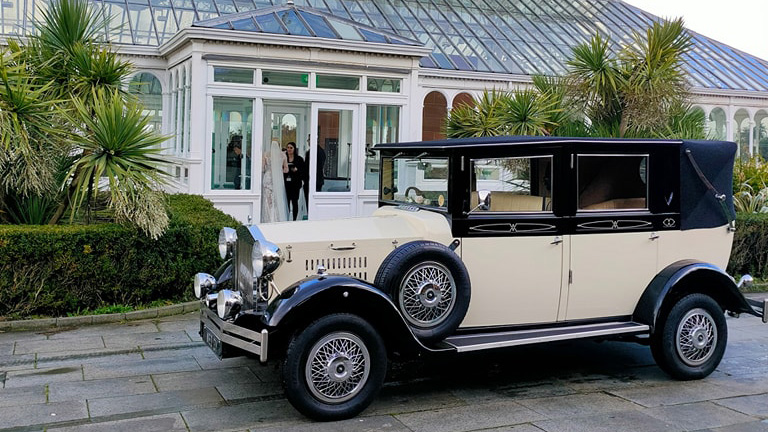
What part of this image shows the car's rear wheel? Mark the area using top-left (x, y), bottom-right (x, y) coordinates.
top-left (375, 241), bottom-right (470, 344)
top-left (650, 293), bottom-right (727, 380)
top-left (282, 313), bottom-right (386, 421)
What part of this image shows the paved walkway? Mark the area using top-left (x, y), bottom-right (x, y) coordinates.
top-left (1, 305), bottom-right (767, 432)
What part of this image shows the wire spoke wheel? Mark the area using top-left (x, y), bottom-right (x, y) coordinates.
top-left (675, 307), bottom-right (718, 366)
top-left (399, 261), bottom-right (457, 327)
top-left (305, 331), bottom-right (371, 404)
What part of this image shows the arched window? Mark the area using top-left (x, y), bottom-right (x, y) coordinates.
top-left (707, 107), bottom-right (727, 141)
top-left (452, 92), bottom-right (475, 110)
top-left (756, 110), bottom-right (768, 159)
top-left (422, 91), bottom-right (447, 141)
top-left (128, 72), bottom-right (162, 133)
top-left (734, 109), bottom-right (750, 159)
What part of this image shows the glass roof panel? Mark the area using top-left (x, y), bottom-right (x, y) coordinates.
top-left (327, 17), bottom-right (362, 40)
top-left (278, 9), bottom-right (311, 36)
top-left (233, 0), bottom-right (256, 12)
top-left (254, 12), bottom-right (286, 34)
top-left (358, 28), bottom-right (387, 43)
top-left (298, 10), bottom-right (337, 38)
top-left (231, 17), bottom-right (257, 30)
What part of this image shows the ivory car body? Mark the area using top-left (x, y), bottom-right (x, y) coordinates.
top-left (194, 136), bottom-right (767, 421)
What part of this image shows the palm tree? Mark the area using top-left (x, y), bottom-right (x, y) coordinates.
top-left (67, 90), bottom-right (171, 238)
top-left (568, 18), bottom-right (693, 138)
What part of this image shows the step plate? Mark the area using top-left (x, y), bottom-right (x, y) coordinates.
top-left (445, 322), bottom-right (650, 352)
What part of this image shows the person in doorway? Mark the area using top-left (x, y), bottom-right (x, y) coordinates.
top-left (228, 135), bottom-right (250, 190)
top-left (261, 139), bottom-right (288, 223)
top-left (284, 142), bottom-right (305, 221)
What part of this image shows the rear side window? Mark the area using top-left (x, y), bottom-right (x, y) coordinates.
top-left (471, 156), bottom-right (552, 213)
top-left (578, 155), bottom-right (648, 211)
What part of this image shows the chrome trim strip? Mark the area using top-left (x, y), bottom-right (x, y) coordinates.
top-left (200, 308), bottom-right (268, 362)
top-left (444, 322), bottom-right (650, 353)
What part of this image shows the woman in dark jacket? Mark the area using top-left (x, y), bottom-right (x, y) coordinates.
top-left (283, 142), bottom-right (305, 220)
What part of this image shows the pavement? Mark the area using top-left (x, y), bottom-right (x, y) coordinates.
top-left (0, 306), bottom-right (767, 432)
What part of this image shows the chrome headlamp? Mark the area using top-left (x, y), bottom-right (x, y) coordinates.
top-left (218, 227), bottom-right (237, 260)
top-left (252, 239), bottom-right (264, 279)
top-left (193, 273), bottom-right (216, 299)
top-left (217, 289), bottom-right (242, 320)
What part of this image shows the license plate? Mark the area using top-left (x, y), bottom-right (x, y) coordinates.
top-left (202, 324), bottom-right (223, 358)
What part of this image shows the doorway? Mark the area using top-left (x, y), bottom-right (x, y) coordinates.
top-left (262, 103), bottom-right (309, 222)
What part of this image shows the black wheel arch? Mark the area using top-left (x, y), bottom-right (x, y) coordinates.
top-left (633, 259), bottom-right (756, 332)
top-left (263, 275), bottom-right (434, 360)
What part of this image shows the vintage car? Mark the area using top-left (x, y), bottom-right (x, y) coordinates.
top-left (193, 136), bottom-right (767, 421)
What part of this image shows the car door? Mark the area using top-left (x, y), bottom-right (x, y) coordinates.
top-left (457, 153), bottom-right (567, 327)
top-left (565, 153), bottom-right (659, 320)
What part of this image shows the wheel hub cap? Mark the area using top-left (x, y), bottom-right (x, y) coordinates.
top-left (327, 355), bottom-right (353, 382)
top-left (418, 282), bottom-right (442, 307)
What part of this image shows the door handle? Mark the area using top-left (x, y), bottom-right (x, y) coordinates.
top-left (330, 243), bottom-right (356, 251)
top-left (649, 232), bottom-right (659, 241)
top-left (551, 236), bottom-right (563, 245)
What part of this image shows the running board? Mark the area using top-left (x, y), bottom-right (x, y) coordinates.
top-left (444, 321), bottom-right (650, 353)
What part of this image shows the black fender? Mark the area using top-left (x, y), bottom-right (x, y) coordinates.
top-left (262, 275), bottom-right (442, 359)
top-left (633, 259), bottom-right (756, 332)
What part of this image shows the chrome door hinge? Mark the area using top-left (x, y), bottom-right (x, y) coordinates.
top-left (568, 270), bottom-right (573, 284)
top-left (551, 236), bottom-right (563, 245)
top-left (649, 232), bottom-right (659, 241)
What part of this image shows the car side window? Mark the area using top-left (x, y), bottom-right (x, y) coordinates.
top-left (578, 155), bottom-right (648, 211)
top-left (471, 156), bottom-right (552, 212)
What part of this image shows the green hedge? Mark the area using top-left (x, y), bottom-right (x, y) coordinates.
top-left (0, 194), bottom-right (238, 318)
top-left (728, 213), bottom-right (768, 280)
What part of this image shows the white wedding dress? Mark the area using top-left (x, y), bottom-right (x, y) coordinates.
top-left (261, 142), bottom-right (289, 223)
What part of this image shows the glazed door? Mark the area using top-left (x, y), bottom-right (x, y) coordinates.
top-left (262, 104), bottom-right (309, 222)
top-left (309, 103), bottom-right (359, 220)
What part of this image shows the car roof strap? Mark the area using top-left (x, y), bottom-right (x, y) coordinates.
top-left (684, 149), bottom-right (736, 231)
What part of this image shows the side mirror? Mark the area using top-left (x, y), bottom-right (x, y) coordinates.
top-left (477, 190), bottom-right (491, 211)
top-left (737, 274), bottom-right (754, 289)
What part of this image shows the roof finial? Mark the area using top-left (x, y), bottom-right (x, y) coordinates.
top-left (286, 0), bottom-right (294, 5)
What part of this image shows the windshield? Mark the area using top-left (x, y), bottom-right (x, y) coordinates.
top-left (380, 155), bottom-right (449, 209)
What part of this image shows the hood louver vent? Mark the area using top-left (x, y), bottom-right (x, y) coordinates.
top-left (305, 256), bottom-right (369, 280)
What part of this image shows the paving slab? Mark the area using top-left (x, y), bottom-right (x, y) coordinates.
top-left (366, 381), bottom-right (466, 417)
top-left (83, 355), bottom-right (201, 380)
top-left (103, 330), bottom-right (193, 349)
top-left (13, 335), bottom-right (105, 355)
top-left (87, 387), bottom-right (223, 418)
top-left (181, 399), bottom-right (303, 431)
top-left (216, 381), bottom-right (284, 402)
top-left (0, 353), bottom-right (37, 371)
top-left (704, 420), bottom-right (768, 432)
top-left (394, 400), bottom-right (546, 432)
top-left (533, 410), bottom-right (677, 432)
top-left (0, 400), bottom-right (89, 429)
top-left (45, 321), bottom-right (159, 339)
top-left (608, 379), bottom-right (745, 407)
top-left (254, 415), bottom-right (412, 432)
top-left (152, 366), bottom-right (260, 392)
top-left (47, 413), bottom-right (188, 432)
top-left (4, 365), bottom-right (83, 388)
top-left (517, 392), bottom-right (639, 418)
top-left (48, 375), bottom-right (156, 402)
top-left (0, 383), bottom-right (47, 407)
top-left (643, 401), bottom-right (755, 431)
top-left (714, 393), bottom-right (768, 417)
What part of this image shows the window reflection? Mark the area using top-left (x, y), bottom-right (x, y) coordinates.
top-left (211, 97), bottom-right (253, 191)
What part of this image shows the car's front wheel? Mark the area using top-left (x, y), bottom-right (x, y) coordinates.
top-left (282, 313), bottom-right (387, 421)
top-left (650, 293), bottom-right (727, 380)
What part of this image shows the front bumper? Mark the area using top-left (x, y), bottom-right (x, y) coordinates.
top-left (199, 307), bottom-right (269, 362)
top-left (745, 296), bottom-right (768, 324)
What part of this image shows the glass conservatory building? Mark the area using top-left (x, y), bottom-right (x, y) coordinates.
top-left (3, 0), bottom-right (768, 222)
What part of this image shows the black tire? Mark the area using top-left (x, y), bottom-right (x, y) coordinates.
top-left (282, 314), bottom-right (387, 421)
top-left (650, 293), bottom-right (727, 380)
top-left (374, 240), bottom-right (471, 343)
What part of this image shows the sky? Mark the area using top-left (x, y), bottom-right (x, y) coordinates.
top-left (623, 0), bottom-right (768, 61)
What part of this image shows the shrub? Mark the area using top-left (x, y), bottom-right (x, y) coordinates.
top-left (0, 194), bottom-right (238, 318)
top-left (733, 155), bottom-right (768, 194)
top-left (728, 213), bottom-right (768, 280)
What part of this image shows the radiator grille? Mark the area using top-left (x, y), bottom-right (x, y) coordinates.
top-left (235, 227), bottom-right (255, 308)
top-left (305, 256), bottom-right (369, 280)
